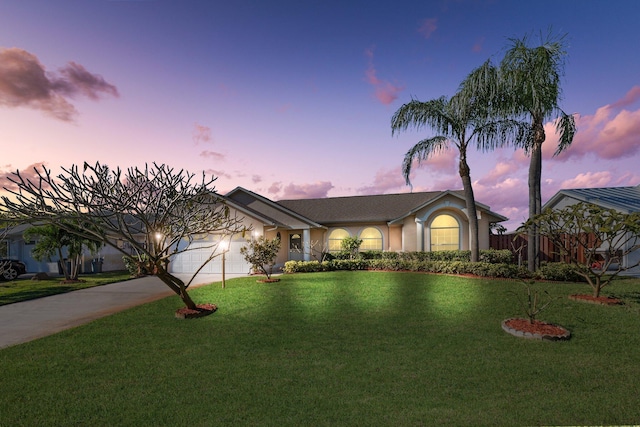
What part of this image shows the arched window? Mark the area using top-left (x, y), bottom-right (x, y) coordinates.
top-left (359, 227), bottom-right (383, 251)
top-left (328, 228), bottom-right (350, 252)
top-left (430, 214), bottom-right (459, 251)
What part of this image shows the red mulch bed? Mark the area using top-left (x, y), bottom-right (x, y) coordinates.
top-left (174, 303), bottom-right (218, 319)
top-left (568, 294), bottom-right (623, 306)
top-left (502, 318), bottom-right (571, 341)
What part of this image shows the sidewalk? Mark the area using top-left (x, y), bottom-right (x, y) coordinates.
top-left (0, 273), bottom-right (231, 349)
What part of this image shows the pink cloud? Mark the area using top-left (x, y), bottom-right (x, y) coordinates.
top-left (279, 181), bottom-right (334, 199)
top-left (199, 150), bottom-right (225, 161)
top-left (611, 85), bottom-right (640, 110)
top-left (551, 108), bottom-right (640, 161)
top-left (0, 162), bottom-right (47, 192)
top-left (418, 18), bottom-right (437, 39)
top-left (547, 86), bottom-right (640, 162)
top-left (0, 48), bottom-right (118, 122)
top-left (364, 47), bottom-right (404, 105)
top-left (193, 123), bottom-right (213, 144)
top-left (477, 159), bottom-right (521, 185)
top-left (203, 168), bottom-right (232, 181)
top-left (251, 175), bottom-right (262, 184)
top-left (560, 171), bottom-right (614, 189)
top-left (420, 149), bottom-right (457, 172)
top-left (268, 182), bottom-right (282, 195)
top-left (473, 175), bottom-right (530, 230)
top-left (357, 167), bottom-right (406, 194)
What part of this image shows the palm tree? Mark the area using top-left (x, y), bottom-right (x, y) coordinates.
top-left (466, 33), bottom-right (576, 271)
top-left (391, 90), bottom-right (526, 262)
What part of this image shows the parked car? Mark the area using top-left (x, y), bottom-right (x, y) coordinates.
top-left (0, 259), bottom-right (27, 281)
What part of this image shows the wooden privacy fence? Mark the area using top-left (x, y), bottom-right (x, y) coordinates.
top-left (489, 233), bottom-right (598, 265)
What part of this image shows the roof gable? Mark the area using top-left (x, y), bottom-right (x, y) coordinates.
top-left (225, 187), bottom-right (323, 228)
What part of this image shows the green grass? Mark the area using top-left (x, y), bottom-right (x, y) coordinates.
top-left (0, 270), bottom-right (132, 306)
top-left (1, 271), bottom-right (640, 426)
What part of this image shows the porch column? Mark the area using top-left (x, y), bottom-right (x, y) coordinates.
top-left (303, 229), bottom-right (311, 261)
top-left (415, 219), bottom-right (424, 252)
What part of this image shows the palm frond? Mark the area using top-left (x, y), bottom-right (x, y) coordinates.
top-left (401, 136), bottom-right (449, 185)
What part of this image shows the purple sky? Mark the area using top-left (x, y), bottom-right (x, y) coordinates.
top-left (1, 0), bottom-right (640, 231)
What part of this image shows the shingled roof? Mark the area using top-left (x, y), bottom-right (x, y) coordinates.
top-left (545, 184), bottom-right (640, 213)
top-left (276, 191), bottom-right (466, 224)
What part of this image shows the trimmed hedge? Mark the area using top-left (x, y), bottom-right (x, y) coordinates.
top-left (284, 258), bottom-right (529, 279)
top-left (283, 250), bottom-right (583, 282)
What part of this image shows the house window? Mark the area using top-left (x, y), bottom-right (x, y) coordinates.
top-left (359, 227), bottom-right (383, 251)
top-left (328, 228), bottom-right (350, 252)
top-left (430, 214), bottom-right (459, 251)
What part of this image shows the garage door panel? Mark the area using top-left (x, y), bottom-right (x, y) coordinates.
top-left (170, 240), bottom-right (251, 275)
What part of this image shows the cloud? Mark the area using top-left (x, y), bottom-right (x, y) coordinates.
top-left (193, 123), bottom-right (213, 144)
top-left (268, 182), bottom-right (282, 195)
top-left (203, 168), bottom-right (232, 181)
top-left (0, 47), bottom-right (118, 121)
top-left (477, 154), bottom-right (526, 185)
top-left (251, 175), bottom-right (262, 184)
top-left (547, 86), bottom-right (640, 162)
top-left (0, 162), bottom-right (47, 192)
top-left (559, 171), bottom-right (614, 189)
top-left (278, 181), bottom-right (334, 199)
top-left (610, 85), bottom-right (640, 110)
top-left (418, 18), bottom-right (437, 39)
top-left (199, 150), bottom-right (225, 161)
top-left (364, 47), bottom-right (404, 105)
top-left (357, 167), bottom-right (407, 194)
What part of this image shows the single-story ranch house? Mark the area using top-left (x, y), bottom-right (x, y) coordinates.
top-left (3, 187), bottom-right (507, 276)
top-left (170, 187), bottom-right (507, 275)
top-left (542, 183), bottom-right (640, 276)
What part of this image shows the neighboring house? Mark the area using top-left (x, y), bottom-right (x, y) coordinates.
top-left (543, 184), bottom-right (640, 275)
top-left (2, 223), bottom-right (124, 274)
top-left (170, 187), bottom-right (507, 275)
top-left (3, 187), bottom-right (507, 276)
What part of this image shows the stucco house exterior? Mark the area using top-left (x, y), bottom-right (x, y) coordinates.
top-left (3, 187), bottom-right (507, 276)
top-left (170, 187), bottom-right (507, 275)
top-left (543, 184), bottom-right (640, 275)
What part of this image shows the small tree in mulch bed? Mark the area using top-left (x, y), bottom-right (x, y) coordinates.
top-left (241, 236), bottom-right (281, 281)
top-left (519, 203), bottom-right (640, 299)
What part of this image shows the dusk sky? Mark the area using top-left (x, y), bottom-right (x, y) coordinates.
top-left (1, 0), bottom-right (639, 231)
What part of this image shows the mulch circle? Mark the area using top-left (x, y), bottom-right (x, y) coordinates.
top-left (256, 278), bottom-right (281, 283)
top-left (174, 303), bottom-right (218, 319)
top-left (568, 294), bottom-right (623, 306)
top-left (502, 318), bottom-right (571, 341)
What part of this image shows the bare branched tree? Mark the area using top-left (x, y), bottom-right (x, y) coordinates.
top-left (0, 162), bottom-right (247, 310)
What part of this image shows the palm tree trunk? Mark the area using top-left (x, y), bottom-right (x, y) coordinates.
top-left (459, 154), bottom-right (480, 262)
top-left (527, 121), bottom-right (545, 272)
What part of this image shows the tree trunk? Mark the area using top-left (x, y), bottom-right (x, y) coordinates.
top-left (459, 154), bottom-right (480, 262)
top-left (527, 121), bottom-right (545, 272)
top-left (155, 266), bottom-right (198, 309)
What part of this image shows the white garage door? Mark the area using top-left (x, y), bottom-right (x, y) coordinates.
top-left (169, 240), bottom-right (252, 275)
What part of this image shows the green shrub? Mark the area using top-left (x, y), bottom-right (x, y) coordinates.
top-left (535, 262), bottom-right (585, 282)
top-left (479, 249), bottom-right (514, 264)
top-left (122, 254), bottom-right (151, 277)
top-left (283, 260), bottom-right (330, 273)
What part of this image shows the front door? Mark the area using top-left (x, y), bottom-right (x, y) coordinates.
top-left (289, 233), bottom-right (304, 261)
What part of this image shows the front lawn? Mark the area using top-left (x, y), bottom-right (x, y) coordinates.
top-left (0, 270), bottom-right (133, 306)
top-left (1, 271), bottom-right (639, 426)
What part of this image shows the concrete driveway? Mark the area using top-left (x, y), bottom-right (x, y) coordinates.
top-left (0, 273), bottom-right (242, 349)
